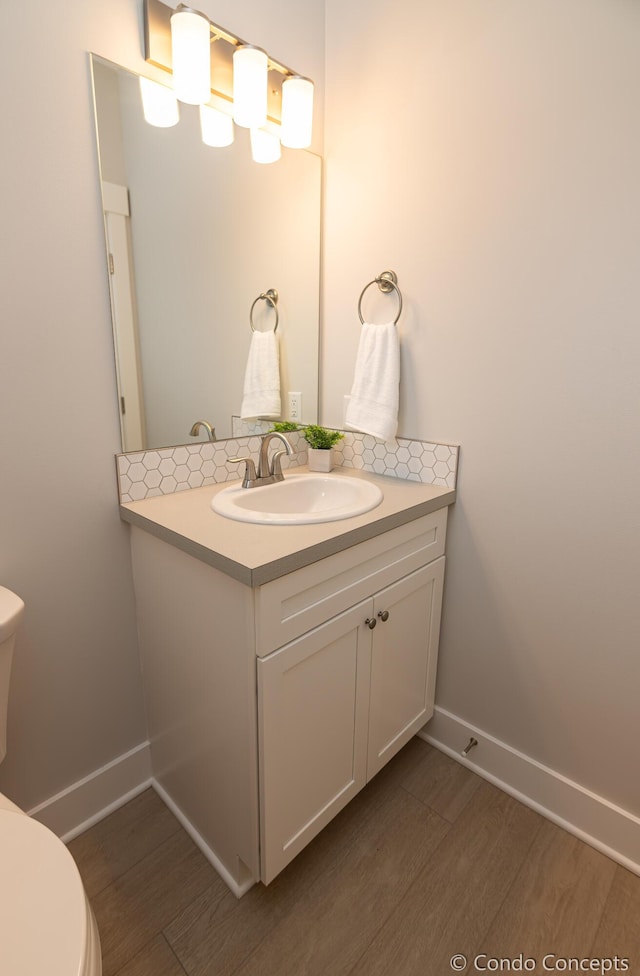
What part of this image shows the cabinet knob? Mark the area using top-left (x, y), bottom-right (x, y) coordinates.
top-left (377, 610), bottom-right (390, 622)
top-left (365, 617), bottom-right (377, 630)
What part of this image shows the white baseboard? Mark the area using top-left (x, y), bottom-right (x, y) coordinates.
top-left (151, 779), bottom-right (255, 899)
top-left (27, 711), bottom-right (639, 891)
top-left (421, 707), bottom-right (640, 876)
top-left (27, 741), bottom-right (152, 842)
top-left (21, 742), bottom-right (255, 898)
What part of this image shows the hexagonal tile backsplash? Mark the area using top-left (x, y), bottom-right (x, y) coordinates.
top-left (333, 434), bottom-right (458, 485)
top-left (116, 429), bottom-right (458, 503)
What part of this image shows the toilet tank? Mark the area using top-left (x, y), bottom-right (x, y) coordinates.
top-left (0, 587), bottom-right (25, 765)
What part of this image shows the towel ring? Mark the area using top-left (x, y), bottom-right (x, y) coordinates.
top-left (250, 289), bottom-right (279, 332)
top-left (357, 271), bottom-right (403, 325)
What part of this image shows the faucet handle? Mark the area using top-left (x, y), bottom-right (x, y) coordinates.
top-left (269, 449), bottom-right (289, 482)
top-left (228, 456), bottom-right (257, 488)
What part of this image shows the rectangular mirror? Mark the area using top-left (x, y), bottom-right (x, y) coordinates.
top-left (90, 55), bottom-right (321, 451)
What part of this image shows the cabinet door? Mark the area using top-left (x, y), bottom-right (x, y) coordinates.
top-left (367, 557), bottom-right (445, 779)
top-left (258, 602), bottom-right (372, 884)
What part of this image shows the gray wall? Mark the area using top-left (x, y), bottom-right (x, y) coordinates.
top-left (0, 0), bottom-right (325, 809)
top-left (323, 0), bottom-right (640, 817)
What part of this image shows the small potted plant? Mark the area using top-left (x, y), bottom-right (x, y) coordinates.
top-left (302, 425), bottom-right (344, 472)
top-left (269, 421), bottom-right (300, 433)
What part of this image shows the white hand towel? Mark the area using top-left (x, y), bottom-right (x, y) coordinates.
top-left (345, 321), bottom-right (400, 442)
top-left (240, 330), bottom-right (281, 419)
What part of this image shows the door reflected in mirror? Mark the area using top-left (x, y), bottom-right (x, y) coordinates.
top-left (91, 55), bottom-right (321, 451)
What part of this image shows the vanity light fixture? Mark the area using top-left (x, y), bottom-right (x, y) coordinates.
top-left (232, 45), bottom-right (268, 129)
top-left (144, 0), bottom-right (314, 160)
top-left (250, 124), bottom-right (282, 165)
top-left (139, 76), bottom-right (180, 127)
top-left (280, 76), bottom-right (314, 149)
top-left (199, 103), bottom-right (234, 147)
top-left (170, 4), bottom-right (211, 105)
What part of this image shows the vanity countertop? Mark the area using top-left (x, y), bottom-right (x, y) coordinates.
top-left (120, 466), bottom-right (456, 587)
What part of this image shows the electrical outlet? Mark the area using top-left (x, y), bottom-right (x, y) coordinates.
top-left (288, 392), bottom-right (302, 421)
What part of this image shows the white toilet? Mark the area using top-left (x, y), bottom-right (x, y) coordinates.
top-left (0, 586), bottom-right (102, 976)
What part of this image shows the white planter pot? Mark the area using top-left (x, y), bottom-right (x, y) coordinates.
top-left (307, 448), bottom-right (334, 472)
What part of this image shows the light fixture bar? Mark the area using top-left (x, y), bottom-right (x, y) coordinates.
top-left (200, 17), bottom-right (298, 78)
top-left (144, 0), bottom-right (310, 128)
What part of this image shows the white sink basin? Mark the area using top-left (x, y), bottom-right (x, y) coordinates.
top-left (211, 473), bottom-right (383, 525)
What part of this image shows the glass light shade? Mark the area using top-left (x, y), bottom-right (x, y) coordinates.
top-left (139, 77), bottom-right (180, 127)
top-left (280, 76), bottom-right (314, 149)
top-left (233, 46), bottom-right (268, 129)
top-left (250, 126), bottom-right (281, 165)
top-left (199, 104), bottom-right (234, 147)
top-left (170, 6), bottom-right (211, 105)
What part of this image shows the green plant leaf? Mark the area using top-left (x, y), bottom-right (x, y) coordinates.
top-left (302, 425), bottom-right (345, 450)
top-left (269, 421), bottom-right (300, 432)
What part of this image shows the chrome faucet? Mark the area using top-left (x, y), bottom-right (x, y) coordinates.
top-left (230, 432), bottom-right (293, 489)
top-left (190, 420), bottom-right (216, 442)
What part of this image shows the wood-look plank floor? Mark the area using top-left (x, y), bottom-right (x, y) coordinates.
top-left (68, 739), bottom-right (640, 976)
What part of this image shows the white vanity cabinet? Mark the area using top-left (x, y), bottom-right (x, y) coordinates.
top-left (128, 502), bottom-right (448, 893)
top-left (258, 557), bottom-right (445, 883)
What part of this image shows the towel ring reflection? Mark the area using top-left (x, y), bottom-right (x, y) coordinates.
top-left (357, 271), bottom-right (403, 325)
top-left (250, 289), bottom-right (279, 332)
